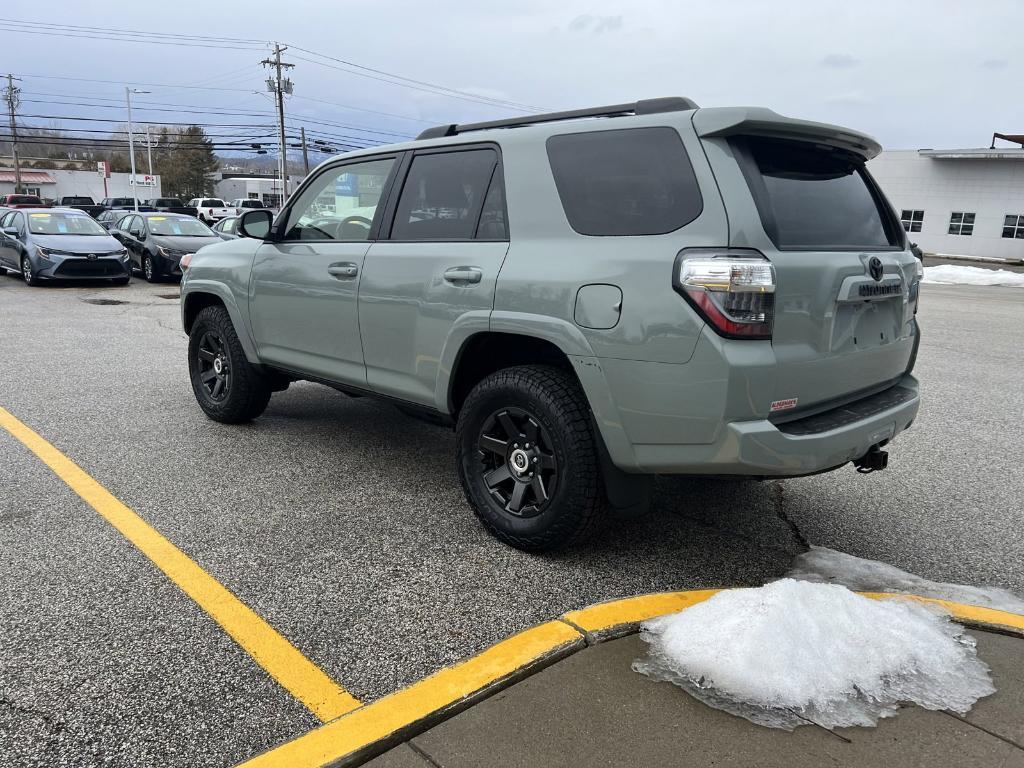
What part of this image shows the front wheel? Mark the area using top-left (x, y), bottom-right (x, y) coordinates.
top-left (188, 305), bottom-right (271, 423)
top-left (142, 255), bottom-right (158, 282)
top-left (21, 257), bottom-right (39, 286)
top-left (456, 365), bottom-right (608, 551)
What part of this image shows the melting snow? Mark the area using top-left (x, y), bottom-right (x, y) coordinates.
top-left (923, 264), bottom-right (1024, 287)
top-left (787, 546), bottom-right (1024, 615)
top-left (633, 579), bottom-right (994, 730)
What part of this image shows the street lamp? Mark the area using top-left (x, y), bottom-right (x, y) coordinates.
top-left (125, 87), bottom-right (150, 211)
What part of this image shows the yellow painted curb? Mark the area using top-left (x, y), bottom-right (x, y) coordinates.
top-left (238, 588), bottom-right (1023, 768)
top-left (237, 620), bottom-right (583, 768)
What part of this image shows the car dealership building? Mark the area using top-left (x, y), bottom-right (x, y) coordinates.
top-left (869, 137), bottom-right (1024, 261)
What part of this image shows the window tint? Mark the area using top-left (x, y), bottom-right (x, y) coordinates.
top-left (285, 157), bottom-right (395, 241)
top-left (737, 136), bottom-right (899, 249)
top-left (476, 165), bottom-right (508, 240)
top-left (546, 127), bottom-right (702, 237)
top-left (390, 149), bottom-right (498, 241)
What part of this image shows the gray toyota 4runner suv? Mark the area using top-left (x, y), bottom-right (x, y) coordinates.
top-left (180, 97), bottom-right (922, 551)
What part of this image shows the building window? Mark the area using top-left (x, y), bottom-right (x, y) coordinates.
top-left (948, 212), bottom-right (975, 236)
top-left (900, 209), bottom-right (924, 232)
top-left (1002, 215), bottom-right (1024, 239)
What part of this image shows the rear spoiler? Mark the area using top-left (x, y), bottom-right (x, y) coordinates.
top-left (692, 107), bottom-right (882, 160)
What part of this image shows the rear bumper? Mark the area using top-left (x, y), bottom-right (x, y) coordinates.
top-left (629, 375), bottom-right (919, 476)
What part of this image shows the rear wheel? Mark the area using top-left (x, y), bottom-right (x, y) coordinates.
top-left (188, 305), bottom-right (271, 423)
top-left (456, 365), bottom-right (607, 551)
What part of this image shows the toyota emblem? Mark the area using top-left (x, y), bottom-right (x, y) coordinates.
top-left (868, 256), bottom-right (883, 282)
top-left (86, 253), bottom-right (98, 261)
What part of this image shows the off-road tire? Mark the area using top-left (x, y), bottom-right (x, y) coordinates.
top-left (188, 305), bottom-right (271, 423)
top-left (456, 364), bottom-right (608, 551)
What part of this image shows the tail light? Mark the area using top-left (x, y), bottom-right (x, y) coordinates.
top-left (674, 248), bottom-right (775, 339)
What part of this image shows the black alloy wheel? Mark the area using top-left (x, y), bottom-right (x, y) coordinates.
top-left (476, 406), bottom-right (558, 518)
top-left (196, 330), bottom-right (232, 401)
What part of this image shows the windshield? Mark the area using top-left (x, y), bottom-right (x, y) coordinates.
top-left (28, 211), bottom-right (108, 235)
top-left (148, 216), bottom-right (215, 237)
top-left (200, 199), bottom-right (227, 207)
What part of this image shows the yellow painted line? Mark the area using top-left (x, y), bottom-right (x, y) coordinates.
top-left (241, 587), bottom-right (1024, 767)
top-left (562, 589), bottom-right (722, 634)
top-left (860, 591), bottom-right (1024, 634)
top-left (237, 621), bottom-right (582, 768)
top-left (0, 406), bottom-right (359, 723)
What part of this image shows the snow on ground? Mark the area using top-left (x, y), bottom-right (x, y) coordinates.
top-left (633, 580), bottom-right (994, 730)
top-left (923, 264), bottom-right (1024, 287)
top-left (787, 546), bottom-right (1024, 614)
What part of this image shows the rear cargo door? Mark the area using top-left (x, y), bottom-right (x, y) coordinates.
top-left (699, 128), bottom-right (919, 414)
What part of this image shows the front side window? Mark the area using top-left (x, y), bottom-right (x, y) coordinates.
top-left (736, 136), bottom-right (899, 249)
top-left (390, 149), bottom-right (498, 241)
top-left (1001, 214), bottom-right (1024, 239)
top-left (900, 209), bottom-right (924, 233)
top-left (285, 157), bottom-right (395, 241)
top-left (148, 216), bottom-right (215, 237)
top-left (28, 211), bottom-right (108, 235)
top-left (546, 127), bottom-right (702, 237)
top-left (948, 212), bottom-right (975, 236)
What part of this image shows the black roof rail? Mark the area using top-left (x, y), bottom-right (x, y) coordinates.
top-left (415, 97), bottom-right (699, 140)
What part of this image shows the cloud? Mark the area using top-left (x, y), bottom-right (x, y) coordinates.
top-left (819, 53), bottom-right (861, 69)
top-left (568, 14), bottom-right (623, 35)
top-left (981, 58), bottom-right (1008, 70)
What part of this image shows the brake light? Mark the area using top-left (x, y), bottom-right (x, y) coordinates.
top-left (674, 249), bottom-right (775, 339)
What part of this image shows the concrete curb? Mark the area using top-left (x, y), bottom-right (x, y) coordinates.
top-left (235, 590), bottom-right (1024, 768)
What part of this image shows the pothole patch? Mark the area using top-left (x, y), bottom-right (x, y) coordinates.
top-left (157, 293), bottom-right (180, 300)
top-left (82, 298), bottom-right (128, 306)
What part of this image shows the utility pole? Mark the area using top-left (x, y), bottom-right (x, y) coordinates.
top-left (145, 124), bottom-right (154, 176)
top-left (262, 43), bottom-right (294, 204)
top-left (300, 126), bottom-right (310, 175)
top-left (125, 87), bottom-right (150, 212)
top-left (4, 74), bottom-right (23, 194)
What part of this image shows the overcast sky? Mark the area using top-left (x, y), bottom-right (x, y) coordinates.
top-left (1, 0), bottom-right (1019, 158)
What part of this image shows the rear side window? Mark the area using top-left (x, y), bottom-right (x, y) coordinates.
top-left (391, 149), bottom-right (498, 241)
top-left (735, 136), bottom-right (900, 249)
top-left (546, 127), bottom-right (703, 236)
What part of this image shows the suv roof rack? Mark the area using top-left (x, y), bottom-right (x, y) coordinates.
top-left (415, 96), bottom-right (699, 141)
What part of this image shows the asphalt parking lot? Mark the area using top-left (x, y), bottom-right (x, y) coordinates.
top-left (1, 275), bottom-right (1022, 767)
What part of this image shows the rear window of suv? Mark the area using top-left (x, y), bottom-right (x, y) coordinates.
top-left (734, 136), bottom-right (901, 250)
top-left (546, 127), bottom-right (703, 236)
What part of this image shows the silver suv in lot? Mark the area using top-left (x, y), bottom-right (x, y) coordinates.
top-left (180, 97), bottom-right (922, 551)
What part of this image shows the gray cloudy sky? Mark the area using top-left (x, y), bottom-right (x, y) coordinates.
top-left (1, 0), bottom-right (1019, 155)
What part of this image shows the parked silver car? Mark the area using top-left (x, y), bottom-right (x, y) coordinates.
top-left (0, 208), bottom-right (131, 285)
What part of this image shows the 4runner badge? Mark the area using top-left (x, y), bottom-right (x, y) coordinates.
top-left (770, 398), bottom-right (799, 412)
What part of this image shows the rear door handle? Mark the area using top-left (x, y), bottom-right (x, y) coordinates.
top-left (327, 262), bottom-right (359, 279)
top-left (443, 266), bottom-right (483, 285)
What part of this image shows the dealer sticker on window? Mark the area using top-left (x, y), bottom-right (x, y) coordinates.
top-left (770, 397), bottom-right (799, 412)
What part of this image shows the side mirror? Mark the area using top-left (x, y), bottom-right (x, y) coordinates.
top-left (237, 208), bottom-right (273, 240)
top-left (2, 226), bottom-right (18, 237)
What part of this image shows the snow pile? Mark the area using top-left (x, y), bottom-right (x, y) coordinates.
top-left (633, 579), bottom-right (994, 730)
top-left (923, 264), bottom-right (1024, 287)
top-left (787, 546), bottom-right (1024, 615)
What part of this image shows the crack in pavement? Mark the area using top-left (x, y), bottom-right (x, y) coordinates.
top-left (772, 482), bottom-right (810, 552)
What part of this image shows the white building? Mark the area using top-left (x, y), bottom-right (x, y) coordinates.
top-left (214, 173), bottom-right (304, 209)
top-left (0, 168), bottom-right (162, 203)
top-left (869, 146), bottom-right (1024, 261)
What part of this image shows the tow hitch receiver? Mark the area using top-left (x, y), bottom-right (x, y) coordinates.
top-left (854, 445), bottom-right (889, 474)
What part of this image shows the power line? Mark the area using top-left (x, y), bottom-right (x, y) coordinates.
top-left (0, 17), bottom-right (268, 44)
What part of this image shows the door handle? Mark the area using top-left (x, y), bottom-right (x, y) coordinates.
top-left (327, 262), bottom-right (359, 279)
top-left (443, 266), bottom-right (483, 284)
